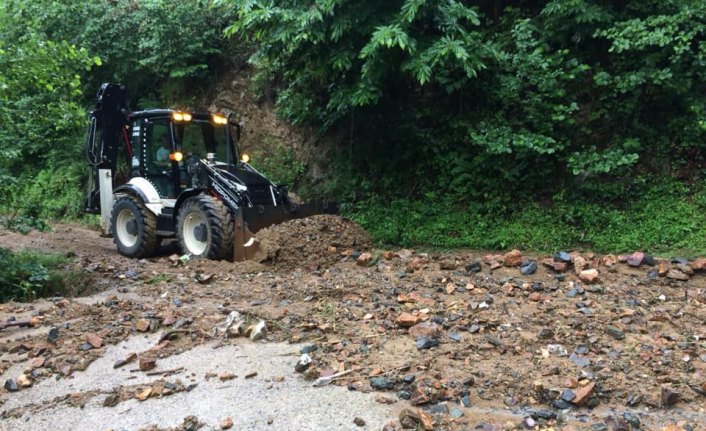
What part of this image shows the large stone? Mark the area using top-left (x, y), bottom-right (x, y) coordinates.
top-left (601, 254), bottom-right (617, 267)
top-left (554, 251), bottom-right (572, 263)
top-left (606, 325), bottom-right (625, 340)
top-left (220, 417), bottom-right (234, 430)
top-left (138, 355), bottom-right (157, 371)
top-left (666, 269), bottom-right (689, 281)
top-left (86, 333), bottom-right (103, 349)
top-left (371, 376), bottom-right (394, 390)
top-left (627, 252), bottom-right (645, 267)
top-left (356, 252), bottom-right (373, 266)
top-left (135, 319), bottom-right (150, 332)
top-left (661, 386), bottom-right (679, 407)
top-left (658, 260), bottom-right (670, 276)
top-left (691, 258), bottom-right (706, 270)
top-left (409, 322), bottom-right (442, 338)
top-left (573, 256), bottom-right (589, 273)
top-left (16, 374), bottom-right (32, 388)
top-left (249, 320), bottom-right (267, 341)
top-left (396, 313), bottom-right (421, 327)
top-left (579, 269), bottom-right (599, 283)
top-left (571, 381), bottom-right (596, 406)
top-left (503, 249), bottom-right (522, 267)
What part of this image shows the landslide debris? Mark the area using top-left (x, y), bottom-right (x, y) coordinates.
top-left (254, 214), bottom-right (371, 270)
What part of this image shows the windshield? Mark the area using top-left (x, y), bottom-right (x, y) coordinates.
top-left (173, 120), bottom-right (230, 162)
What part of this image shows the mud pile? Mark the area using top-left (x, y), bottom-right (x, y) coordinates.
top-left (254, 214), bottom-right (371, 270)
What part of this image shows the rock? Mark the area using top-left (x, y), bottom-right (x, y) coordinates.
top-left (661, 386), bottom-right (679, 407)
top-left (86, 333), bottom-right (103, 349)
top-left (416, 337), bottom-right (439, 350)
top-left (538, 328), bottom-right (554, 339)
top-left (606, 325), bottom-right (625, 340)
top-left (409, 322), bottom-right (442, 338)
top-left (399, 409), bottom-right (421, 429)
top-left (571, 381), bottom-right (596, 406)
top-left (503, 249), bottom-right (522, 267)
top-left (138, 355), bottom-right (157, 371)
top-left (29, 357), bottom-right (45, 369)
top-left (561, 389), bottom-right (576, 402)
top-left (543, 258), bottom-right (567, 272)
top-left (666, 269), bottom-right (689, 281)
top-left (103, 393), bottom-right (119, 407)
top-left (691, 257), bottom-right (706, 270)
top-left (136, 387), bottom-right (152, 401)
top-left (4, 379), bottom-right (18, 392)
top-left (396, 313), bottom-right (421, 327)
top-left (659, 260), bottom-right (670, 276)
top-left (16, 374), bottom-right (32, 388)
top-left (220, 417), bottom-right (233, 430)
top-left (450, 408), bottom-right (463, 418)
top-left (622, 412), bottom-right (641, 428)
top-left (602, 254), bottom-right (617, 267)
top-left (676, 263), bottom-right (693, 274)
top-left (114, 352), bottom-right (137, 369)
top-left (579, 269), bottom-right (600, 283)
top-left (627, 252), bottom-right (645, 267)
top-left (356, 252), bottom-right (373, 266)
top-left (371, 376), bottom-right (394, 390)
top-left (300, 344), bottom-right (318, 354)
top-left (490, 261), bottom-right (502, 270)
top-left (135, 319), bottom-right (150, 332)
top-left (353, 417), bottom-right (366, 427)
top-left (406, 257), bottom-right (425, 272)
top-left (47, 327), bottom-right (60, 343)
top-left (464, 262), bottom-right (482, 273)
top-left (529, 292), bottom-right (542, 302)
top-left (245, 371), bottom-right (257, 379)
top-left (403, 374), bottom-right (416, 384)
top-left (520, 261), bottom-right (537, 275)
top-left (554, 251), bottom-right (571, 263)
top-left (419, 410), bottom-right (434, 430)
top-left (410, 385), bottom-right (431, 405)
top-left (573, 256), bottom-right (589, 272)
top-left (424, 403), bottom-right (449, 414)
top-left (249, 320), bottom-right (267, 341)
top-left (604, 415), bottom-right (630, 431)
top-left (295, 354), bottom-right (311, 373)
top-left (460, 395), bottom-right (471, 407)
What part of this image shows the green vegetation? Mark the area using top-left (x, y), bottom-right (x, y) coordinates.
top-left (223, 0), bottom-right (706, 254)
top-left (1, 0), bottom-right (706, 259)
top-left (0, 248), bottom-right (70, 302)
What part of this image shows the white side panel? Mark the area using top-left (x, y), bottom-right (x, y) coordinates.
top-left (128, 177), bottom-right (162, 203)
top-left (127, 177), bottom-right (164, 216)
top-left (98, 169), bottom-right (113, 236)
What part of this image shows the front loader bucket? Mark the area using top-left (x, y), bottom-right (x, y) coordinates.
top-left (233, 202), bottom-right (338, 261)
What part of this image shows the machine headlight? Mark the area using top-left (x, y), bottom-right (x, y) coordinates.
top-left (240, 153), bottom-right (250, 163)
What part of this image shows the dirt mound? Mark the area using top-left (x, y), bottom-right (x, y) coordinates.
top-left (254, 215), bottom-right (371, 269)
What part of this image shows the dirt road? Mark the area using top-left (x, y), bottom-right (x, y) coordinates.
top-left (1, 219), bottom-right (705, 430)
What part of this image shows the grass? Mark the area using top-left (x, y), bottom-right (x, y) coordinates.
top-left (347, 179), bottom-right (706, 257)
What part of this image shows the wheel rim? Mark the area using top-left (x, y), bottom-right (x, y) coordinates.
top-left (182, 212), bottom-right (208, 256)
top-left (115, 208), bottom-right (138, 248)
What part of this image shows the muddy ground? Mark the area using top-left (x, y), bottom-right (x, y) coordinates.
top-left (1, 217), bottom-right (705, 431)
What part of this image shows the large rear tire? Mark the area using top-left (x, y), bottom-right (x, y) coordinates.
top-left (111, 195), bottom-right (161, 258)
top-left (177, 195), bottom-right (234, 260)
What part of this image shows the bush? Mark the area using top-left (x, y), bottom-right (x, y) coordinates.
top-left (0, 248), bottom-right (69, 302)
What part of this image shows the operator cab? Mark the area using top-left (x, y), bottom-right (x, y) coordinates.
top-left (123, 110), bottom-right (238, 200)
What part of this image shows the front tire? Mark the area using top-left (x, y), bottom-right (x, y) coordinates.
top-left (177, 195), bottom-right (234, 260)
top-left (111, 195), bottom-right (160, 258)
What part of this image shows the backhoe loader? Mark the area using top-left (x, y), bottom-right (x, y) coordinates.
top-left (85, 83), bottom-right (334, 261)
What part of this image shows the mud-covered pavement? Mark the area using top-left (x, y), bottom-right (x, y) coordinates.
top-left (1, 217), bottom-right (705, 430)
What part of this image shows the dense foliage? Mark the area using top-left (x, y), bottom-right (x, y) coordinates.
top-left (220, 0), bottom-right (706, 253)
top-left (0, 0), bottom-right (236, 218)
top-left (1, 0), bottom-right (706, 255)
